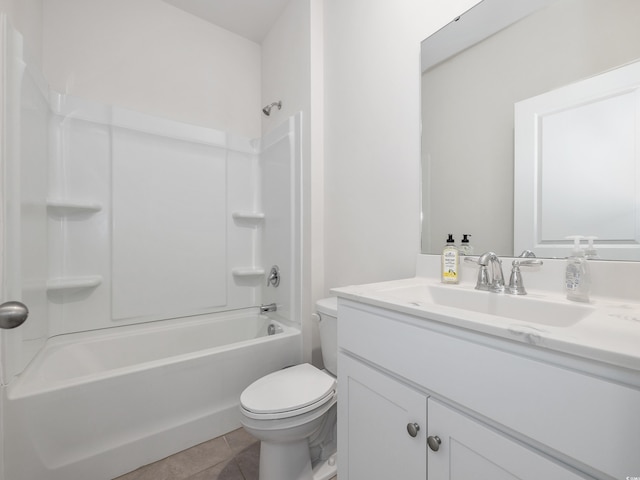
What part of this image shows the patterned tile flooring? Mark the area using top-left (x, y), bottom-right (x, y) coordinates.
top-left (114, 428), bottom-right (337, 480)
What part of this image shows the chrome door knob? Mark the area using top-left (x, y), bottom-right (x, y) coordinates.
top-left (427, 435), bottom-right (442, 452)
top-left (406, 423), bottom-right (420, 437)
top-left (0, 301), bottom-right (29, 329)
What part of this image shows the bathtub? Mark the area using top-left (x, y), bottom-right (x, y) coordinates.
top-left (4, 309), bottom-right (302, 480)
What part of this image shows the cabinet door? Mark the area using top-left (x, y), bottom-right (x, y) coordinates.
top-left (338, 353), bottom-right (427, 480)
top-left (427, 399), bottom-right (588, 479)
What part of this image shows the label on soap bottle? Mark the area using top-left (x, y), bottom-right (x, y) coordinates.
top-left (442, 247), bottom-right (459, 284)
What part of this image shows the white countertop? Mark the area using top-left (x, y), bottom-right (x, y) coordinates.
top-left (332, 275), bottom-right (640, 373)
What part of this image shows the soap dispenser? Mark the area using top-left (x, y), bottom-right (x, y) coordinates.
top-left (441, 234), bottom-right (460, 284)
top-left (565, 236), bottom-right (590, 302)
top-left (459, 234), bottom-right (473, 256)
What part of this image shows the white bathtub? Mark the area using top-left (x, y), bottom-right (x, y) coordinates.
top-left (4, 309), bottom-right (302, 480)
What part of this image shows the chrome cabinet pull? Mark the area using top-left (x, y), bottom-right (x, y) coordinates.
top-left (427, 435), bottom-right (441, 452)
top-left (0, 301), bottom-right (29, 329)
top-left (406, 423), bottom-right (420, 438)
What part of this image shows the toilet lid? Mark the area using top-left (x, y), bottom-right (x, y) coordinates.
top-left (316, 297), bottom-right (338, 316)
top-left (240, 363), bottom-right (336, 417)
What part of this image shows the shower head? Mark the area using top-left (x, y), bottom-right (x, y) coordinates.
top-left (262, 101), bottom-right (282, 116)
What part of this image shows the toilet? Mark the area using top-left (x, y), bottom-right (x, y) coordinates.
top-left (240, 297), bottom-right (338, 480)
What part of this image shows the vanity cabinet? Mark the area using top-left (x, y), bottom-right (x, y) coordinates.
top-left (339, 354), bottom-right (585, 480)
top-left (337, 298), bottom-right (640, 480)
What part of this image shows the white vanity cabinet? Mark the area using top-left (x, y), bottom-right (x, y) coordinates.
top-left (337, 298), bottom-right (640, 480)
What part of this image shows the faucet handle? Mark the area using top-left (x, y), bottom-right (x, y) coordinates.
top-left (512, 258), bottom-right (543, 268)
top-left (507, 259), bottom-right (543, 295)
top-left (266, 265), bottom-right (280, 287)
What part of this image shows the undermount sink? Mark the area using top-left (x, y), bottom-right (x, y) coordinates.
top-left (375, 283), bottom-right (594, 327)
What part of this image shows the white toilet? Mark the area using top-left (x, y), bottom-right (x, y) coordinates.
top-left (240, 297), bottom-right (338, 480)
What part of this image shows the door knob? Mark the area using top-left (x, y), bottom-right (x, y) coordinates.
top-left (427, 435), bottom-right (442, 452)
top-left (406, 423), bottom-right (420, 437)
top-left (0, 301), bottom-right (29, 329)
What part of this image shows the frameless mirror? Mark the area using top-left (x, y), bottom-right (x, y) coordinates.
top-left (420, 0), bottom-right (640, 260)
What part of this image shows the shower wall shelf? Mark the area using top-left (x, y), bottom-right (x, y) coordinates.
top-left (232, 268), bottom-right (265, 277)
top-left (232, 212), bottom-right (265, 221)
top-left (47, 200), bottom-right (103, 215)
top-left (46, 275), bottom-right (103, 292)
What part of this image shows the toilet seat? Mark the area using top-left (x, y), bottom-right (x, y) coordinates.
top-left (240, 363), bottom-right (336, 420)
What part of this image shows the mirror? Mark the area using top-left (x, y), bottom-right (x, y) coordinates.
top-left (420, 0), bottom-right (640, 259)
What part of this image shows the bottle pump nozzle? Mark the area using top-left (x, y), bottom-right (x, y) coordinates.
top-left (584, 236), bottom-right (598, 259)
top-left (565, 235), bottom-right (585, 256)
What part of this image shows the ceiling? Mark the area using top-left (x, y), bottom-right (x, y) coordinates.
top-left (161, 0), bottom-right (291, 43)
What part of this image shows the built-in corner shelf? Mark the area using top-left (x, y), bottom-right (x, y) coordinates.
top-left (232, 212), bottom-right (265, 222)
top-left (46, 275), bottom-right (103, 292)
top-left (232, 267), bottom-right (265, 277)
top-left (47, 199), bottom-right (102, 215)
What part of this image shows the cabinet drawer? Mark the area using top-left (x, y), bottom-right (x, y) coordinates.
top-left (338, 299), bottom-right (640, 479)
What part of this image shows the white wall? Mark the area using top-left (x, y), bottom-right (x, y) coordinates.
top-left (261, 0), bottom-right (310, 136)
top-left (323, 0), bottom-right (480, 290)
top-left (0, 0), bottom-right (43, 65)
top-left (42, 0), bottom-right (261, 138)
top-left (262, 0), bottom-right (326, 364)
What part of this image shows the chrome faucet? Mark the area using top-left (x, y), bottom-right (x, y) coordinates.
top-left (468, 252), bottom-right (543, 295)
top-left (475, 252), bottom-right (505, 293)
top-left (260, 303), bottom-right (277, 313)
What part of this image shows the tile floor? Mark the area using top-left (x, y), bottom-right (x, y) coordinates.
top-left (114, 428), bottom-right (337, 480)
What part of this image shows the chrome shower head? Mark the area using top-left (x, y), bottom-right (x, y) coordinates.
top-left (262, 101), bottom-right (282, 116)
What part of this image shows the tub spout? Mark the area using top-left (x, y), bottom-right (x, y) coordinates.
top-left (260, 303), bottom-right (277, 313)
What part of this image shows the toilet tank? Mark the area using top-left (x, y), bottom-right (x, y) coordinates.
top-left (316, 297), bottom-right (338, 376)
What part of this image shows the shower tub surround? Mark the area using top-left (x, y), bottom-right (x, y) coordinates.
top-left (5, 311), bottom-right (301, 480)
top-left (2, 41), bottom-right (303, 480)
top-left (45, 92), bottom-right (269, 336)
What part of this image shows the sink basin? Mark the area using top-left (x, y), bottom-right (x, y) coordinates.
top-left (375, 283), bottom-right (594, 327)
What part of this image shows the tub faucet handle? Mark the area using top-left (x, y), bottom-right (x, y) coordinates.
top-left (267, 265), bottom-right (280, 287)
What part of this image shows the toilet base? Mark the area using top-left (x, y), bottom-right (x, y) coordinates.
top-left (312, 453), bottom-right (337, 480)
top-left (259, 439), bottom-right (313, 480)
top-left (258, 441), bottom-right (337, 480)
